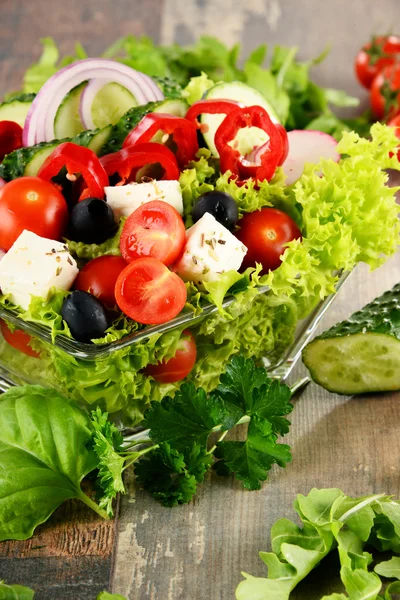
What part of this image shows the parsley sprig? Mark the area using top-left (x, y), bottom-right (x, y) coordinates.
top-left (91, 356), bottom-right (295, 511)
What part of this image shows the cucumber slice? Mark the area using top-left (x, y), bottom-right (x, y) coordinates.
top-left (54, 82), bottom-right (86, 139)
top-left (302, 283), bottom-right (400, 395)
top-left (24, 143), bottom-right (59, 176)
top-left (87, 125), bottom-right (112, 155)
top-left (201, 81), bottom-right (280, 157)
top-left (91, 82), bottom-right (138, 128)
top-left (0, 95), bottom-right (35, 127)
top-left (153, 98), bottom-right (188, 117)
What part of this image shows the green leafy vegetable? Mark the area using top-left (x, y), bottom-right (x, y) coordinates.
top-left (236, 488), bottom-right (400, 600)
top-left (0, 582), bottom-right (34, 600)
top-left (96, 593), bottom-right (127, 600)
top-left (0, 385), bottom-right (108, 541)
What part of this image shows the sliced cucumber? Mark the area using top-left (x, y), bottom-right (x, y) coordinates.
top-left (302, 283), bottom-right (400, 395)
top-left (24, 143), bottom-right (59, 176)
top-left (201, 81), bottom-right (280, 157)
top-left (91, 82), bottom-right (138, 128)
top-left (153, 98), bottom-right (188, 117)
top-left (87, 125), bottom-right (112, 155)
top-left (0, 94), bottom-right (35, 127)
top-left (54, 82), bottom-right (86, 139)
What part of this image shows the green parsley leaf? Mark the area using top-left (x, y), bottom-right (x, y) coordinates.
top-left (215, 415), bottom-right (292, 490)
top-left (143, 382), bottom-right (227, 446)
top-left (134, 442), bottom-right (212, 507)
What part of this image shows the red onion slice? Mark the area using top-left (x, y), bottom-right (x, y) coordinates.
top-left (79, 78), bottom-right (116, 130)
top-left (23, 59), bottom-right (164, 146)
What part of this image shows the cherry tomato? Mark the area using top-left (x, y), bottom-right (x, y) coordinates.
top-left (370, 64), bottom-right (400, 120)
top-left (74, 256), bottom-right (127, 308)
top-left (0, 321), bottom-right (40, 358)
top-left (144, 329), bottom-right (197, 383)
top-left (0, 177), bottom-right (69, 250)
top-left (0, 121), bottom-right (23, 162)
top-left (115, 257), bottom-right (187, 325)
top-left (355, 35), bottom-right (400, 89)
top-left (236, 208), bottom-right (301, 274)
top-left (120, 201), bottom-right (186, 266)
top-left (388, 114), bottom-right (400, 160)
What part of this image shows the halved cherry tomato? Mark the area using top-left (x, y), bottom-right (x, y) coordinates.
top-left (0, 177), bottom-right (68, 250)
top-left (355, 35), bottom-right (400, 90)
top-left (370, 63), bottom-right (400, 120)
top-left (120, 200), bottom-right (186, 266)
top-left (236, 207), bottom-right (301, 274)
top-left (115, 257), bottom-right (187, 325)
top-left (74, 256), bottom-right (127, 308)
top-left (0, 321), bottom-right (40, 358)
top-left (144, 329), bottom-right (197, 383)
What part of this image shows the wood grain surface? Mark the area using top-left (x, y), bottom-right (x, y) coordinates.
top-left (1, 0), bottom-right (400, 598)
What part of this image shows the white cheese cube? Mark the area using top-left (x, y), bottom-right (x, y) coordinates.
top-left (175, 213), bottom-right (248, 284)
top-left (0, 230), bottom-right (79, 310)
top-left (105, 180), bottom-right (183, 219)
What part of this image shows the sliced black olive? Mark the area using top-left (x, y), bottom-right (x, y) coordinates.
top-left (68, 197), bottom-right (117, 244)
top-left (62, 290), bottom-right (109, 343)
top-left (192, 191), bottom-right (238, 231)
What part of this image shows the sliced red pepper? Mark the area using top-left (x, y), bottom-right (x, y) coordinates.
top-left (0, 121), bottom-right (23, 162)
top-left (185, 98), bottom-right (242, 129)
top-left (123, 113), bottom-right (198, 168)
top-left (215, 105), bottom-right (283, 182)
top-left (38, 142), bottom-right (109, 200)
top-left (100, 142), bottom-right (180, 183)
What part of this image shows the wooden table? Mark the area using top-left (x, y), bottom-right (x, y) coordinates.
top-left (1, 1), bottom-right (400, 598)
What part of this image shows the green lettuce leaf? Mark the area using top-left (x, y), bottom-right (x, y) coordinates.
top-left (65, 218), bottom-right (125, 260)
top-left (0, 583), bottom-right (34, 599)
top-left (182, 72), bottom-right (215, 105)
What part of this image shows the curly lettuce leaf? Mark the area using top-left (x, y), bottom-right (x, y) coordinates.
top-left (65, 218), bottom-right (125, 260)
top-left (182, 72), bottom-right (215, 105)
top-left (264, 123), bottom-right (400, 317)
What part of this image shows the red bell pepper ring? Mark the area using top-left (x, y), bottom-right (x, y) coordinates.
top-left (185, 98), bottom-right (242, 129)
top-left (100, 142), bottom-right (180, 183)
top-left (276, 123), bottom-right (289, 166)
top-left (215, 105), bottom-right (283, 182)
top-left (0, 121), bottom-right (23, 162)
top-left (122, 113), bottom-right (198, 168)
top-left (38, 142), bottom-right (109, 199)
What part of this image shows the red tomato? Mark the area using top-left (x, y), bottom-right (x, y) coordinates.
top-left (236, 208), bottom-right (301, 274)
top-left (120, 201), bottom-right (186, 266)
top-left (115, 257), bottom-right (187, 325)
top-left (0, 321), bottom-right (40, 358)
top-left (0, 121), bottom-right (23, 162)
top-left (355, 35), bottom-right (400, 89)
top-left (144, 329), bottom-right (197, 383)
top-left (370, 64), bottom-right (400, 120)
top-left (0, 177), bottom-right (69, 250)
top-left (388, 114), bottom-right (400, 160)
top-left (74, 256), bottom-right (127, 308)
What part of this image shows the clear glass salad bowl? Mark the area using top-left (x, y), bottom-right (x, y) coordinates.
top-left (0, 272), bottom-right (351, 406)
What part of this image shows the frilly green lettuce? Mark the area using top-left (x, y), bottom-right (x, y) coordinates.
top-left (181, 72), bottom-right (215, 105)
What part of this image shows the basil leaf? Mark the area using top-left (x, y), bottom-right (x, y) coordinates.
top-left (0, 385), bottom-right (100, 541)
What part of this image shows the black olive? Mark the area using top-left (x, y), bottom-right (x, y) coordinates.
top-left (192, 191), bottom-right (239, 231)
top-left (68, 197), bottom-right (117, 244)
top-left (62, 290), bottom-right (109, 343)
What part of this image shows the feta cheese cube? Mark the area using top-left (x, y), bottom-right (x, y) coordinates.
top-left (175, 213), bottom-right (248, 284)
top-left (0, 230), bottom-right (79, 310)
top-left (105, 180), bottom-right (183, 219)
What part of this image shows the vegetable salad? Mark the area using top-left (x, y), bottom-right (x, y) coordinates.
top-left (0, 38), bottom-right (398, 426)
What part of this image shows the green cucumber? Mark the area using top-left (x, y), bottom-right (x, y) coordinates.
top-left (302, 283), bottom-right (400, 395)
top-left (201, 81), bottom-right (280, 157)
top-left (0, 130), bottom-right (98, 180)
top-left (153, 77), bottom-right (182, 100)
top-left (154, 98), bottom-right (188, 117)
top-left (90, 82), bottom-right (138, 128)
top-left (87, 125), bottom-right (112, 155)
top-left (54, 82), bottom-right (86, 139)
top-left (0, 93), bottom-right (36, 127)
